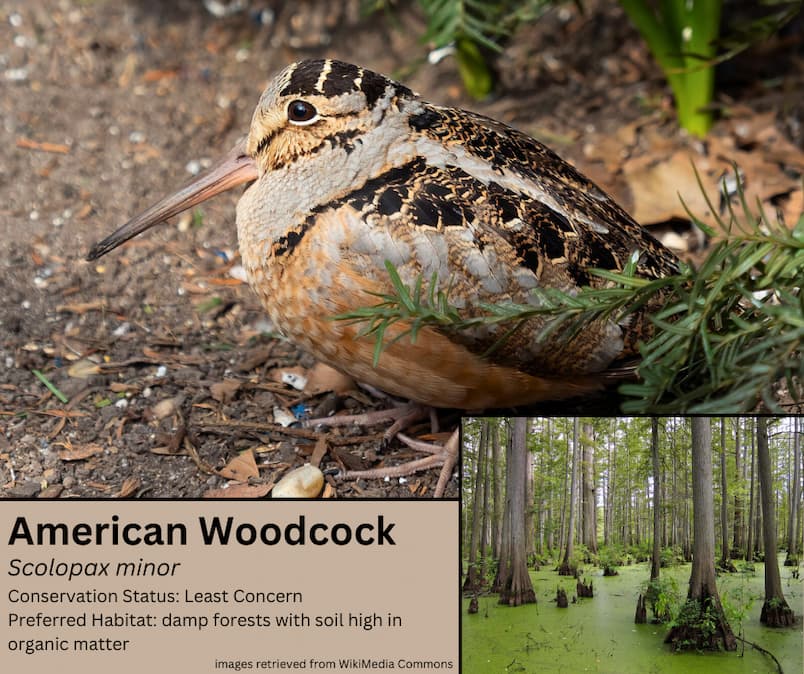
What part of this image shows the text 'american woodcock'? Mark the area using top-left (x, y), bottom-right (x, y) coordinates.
top-left (88, 58), bottom-right (678, 421)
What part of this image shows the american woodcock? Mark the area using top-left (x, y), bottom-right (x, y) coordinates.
top-left (88, 59), bottom-right (678, 482)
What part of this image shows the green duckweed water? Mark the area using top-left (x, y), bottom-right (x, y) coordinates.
top-left (463, 556), bottom-right (802, 673)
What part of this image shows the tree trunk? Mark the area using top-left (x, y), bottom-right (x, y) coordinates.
top-left (718, 418), bottom-right (736, 571)
top-left (558, 418), bottom-right (579, 576)
top-left (785, 417), bottom-right (801, 564)
top-left (666, 418), bottom-right (736, 651)
top-left (526, 424), bottom-right (535, 562)
top-left (491, 424), bottom-right (510, 594)
top-left (732, 419), bottom-right (743, 557)
top-left (558, 423), bottom-right (570, 561)
top-left (546, 418), bottom-right (554, 554)
top-left (682, 432), bottom-right (691, 561)
top-left (498, 417), bottom-right (537, 606)
top-left (605, 430), bottom-right (616, 546)
top-left (480, 422), bottom-right (491, 578)
top-left (491, 421), bottom-right (502, 560)
top-left (463, 421), bottom-right (487, 592)
top-left (582, 422), bottom-right (597, 554)
top-left (746, 417), bottom-right (756, 561)
top-left (650, 417), bottom-right (661, 581)
top-left (756, 417), bottom-right (795, 626)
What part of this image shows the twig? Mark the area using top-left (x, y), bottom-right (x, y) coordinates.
top-left (197, 419), bottom-right (384, 446)
top-left (16, 136), bottom-right (70, 154)
top-left (735, 635), bottom-right (784, 674)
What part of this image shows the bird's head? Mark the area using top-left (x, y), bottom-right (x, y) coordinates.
top-left (245, 59), bottom-right (414, 175)
top-left (86, 59), bottom-right (414, 260)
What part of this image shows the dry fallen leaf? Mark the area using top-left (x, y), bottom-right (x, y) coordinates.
top-left (67, 359), bottom-right (102, 379)
top-left (57, 443), bottom-right (104, 461)
top-left (219, 449), bottom-right (259, 482)
top-left (210, 378), bottom-right (242, 404)
top-left (116, 477), bottom-right (141, 498)
top-left (203, 483), bottom-right (272, 498)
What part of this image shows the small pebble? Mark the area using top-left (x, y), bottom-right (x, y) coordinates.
top-left (151, 397), bottom-right (177, 420)
top-left (185, 159), bottom-right (202, 175)
top-left (14, 35), bottom-right (35, 48)
top-left (128, 130), bottom-right (145, 144)
top-left (272, 464), bottom-right (324, 498)
top-left (229, 265), bottom-right (248, 283)
top-left (115, 398), bottom-right (129, 409)
top-left (155, 365), bottom-right (168, 378)
top-left (9, 12), bottom-right (22, 27)
top-left (4, 67), bottom-right (28, 81)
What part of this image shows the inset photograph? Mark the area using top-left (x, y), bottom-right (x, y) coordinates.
top-left (461, 417), bottom-right (802, 673)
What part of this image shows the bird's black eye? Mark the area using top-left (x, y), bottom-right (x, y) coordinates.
top-left (287, 100), bottom-right (318, 125)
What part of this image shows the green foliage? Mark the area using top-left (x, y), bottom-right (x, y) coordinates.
top-left (336, 172), bottom-right (803, 413)
top-left (332, 261), bottom-right (466, 367)
top-left (620, 0), bottom-right (721, 137)
top-left (669, 598), bottom-right (720, 649)
top-left (365, 0), bottom-right (553, 99)
top-left (569, 543), bottom-right (595, 572)
top-left (598, 545), bottom-right (626, 574)
top-left (367, 1), bottom-right (799, 123)
top-left (720, 578), bottom-right (756, 635)
top-left (642, 576), bottom-right (680, 623)
top-left (628, 542), bottom-right (651, 563)
top-left (660, 546), bottom-right (685, 568)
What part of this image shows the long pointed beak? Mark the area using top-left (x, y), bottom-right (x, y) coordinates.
top-left (86, 137), bottom-right (258, 261)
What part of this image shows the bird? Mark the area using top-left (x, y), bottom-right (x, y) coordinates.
top-left (87, 58), bottom-right (678, 489)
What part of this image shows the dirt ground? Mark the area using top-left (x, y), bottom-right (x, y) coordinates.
top-left (1, 1), bottom-right (801, 498)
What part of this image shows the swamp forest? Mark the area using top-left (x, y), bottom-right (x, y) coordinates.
top-left (461, 417), bottom-right (802, 673)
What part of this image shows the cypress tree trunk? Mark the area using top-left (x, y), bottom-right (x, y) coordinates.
top-left (582, 422), bottom-right (597, 554)
top-left (756, 417), bottom-right (795, 626)
top-left (666, 418), bottom-right (736, 651)
top-left (732, 419), bottom-right (743, 557)
top-left (498, 417), bottom-right (537, 606)
top-left (558, 418), bottom-right (579, 576)
top-left (719, 418), bottom-right (736, 571)
top-left (785, 417), bottom-right (801, 564)
top-left (650, 418), bottom-right (661, 581)
top-left (491, 421), bottom-right (502, 559)
top-left (463, 422), bottom-right (487, 592)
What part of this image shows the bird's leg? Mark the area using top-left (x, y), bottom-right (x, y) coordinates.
top-left (305, 400), bottom-right (457, 494)
top-left (304, 402), bottom-right (430, 446)
top-left (338, 428), bottom-right (459, 498)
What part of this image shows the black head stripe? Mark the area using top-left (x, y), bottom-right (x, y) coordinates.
top-left (280, 59), bottom-right (412, 107)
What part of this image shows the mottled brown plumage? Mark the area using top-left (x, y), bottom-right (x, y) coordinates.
top-left (88, 58), bottom-right (678, 422)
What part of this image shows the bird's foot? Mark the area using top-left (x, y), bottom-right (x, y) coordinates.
top-left (305, 403), bottom-right (456, 496)
top-left (304, 402), bottom-right (432, 447)
top-left (338, 428), bottom-right (459, 498)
